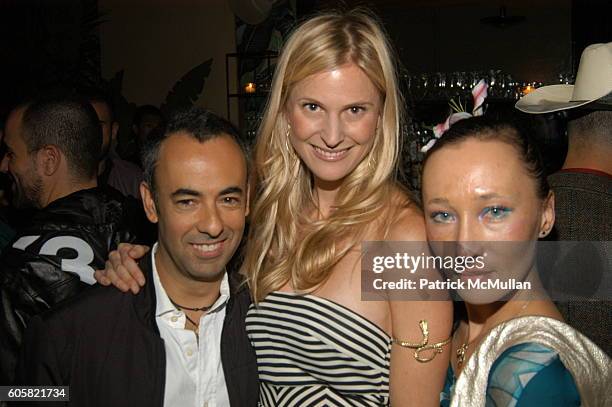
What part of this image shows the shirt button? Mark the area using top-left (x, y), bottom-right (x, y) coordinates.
top-left (186, 348), bottom-right (193, 357)
top-left (171, 316), bottom-right (178, 322)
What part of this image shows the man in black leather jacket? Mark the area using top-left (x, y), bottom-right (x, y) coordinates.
top-left (0, 95), bottom-right (140, 384)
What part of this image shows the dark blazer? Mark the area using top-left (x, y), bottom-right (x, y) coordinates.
top-left (13, 253), bottom-right (259, 406)
top-left (548, 170), bottom-right (611, 241)
top-left (548, 170), bottom-right (612, 356)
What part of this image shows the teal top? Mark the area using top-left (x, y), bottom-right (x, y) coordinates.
top-left (440, 342), bottom-right (581, 407)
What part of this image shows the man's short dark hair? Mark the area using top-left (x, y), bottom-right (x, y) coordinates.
top-left (22, 94), bottom-right (102, 180)
top-left (142, 107), bottom-right (248, 197)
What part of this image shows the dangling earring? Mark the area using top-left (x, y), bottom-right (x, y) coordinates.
top-left (285, 124), bottom-right (292, 152)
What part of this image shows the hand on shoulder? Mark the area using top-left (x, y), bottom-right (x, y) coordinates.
top-left (93, 243), bottom-right (150, 294)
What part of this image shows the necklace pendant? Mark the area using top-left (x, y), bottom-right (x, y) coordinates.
top-left (456, 343), bottom-right (468, 367)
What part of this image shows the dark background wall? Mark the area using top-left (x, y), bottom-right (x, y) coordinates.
top-left (310, 0), bottom-right (572, 83)
top-left (1, 0), bottom-right (610, 122)
top-left (385, 1), bottom-right (571, 83)
top-left (99, 0), bottom-right (237, 118)
top-left (572, 0), bottom-right (612, 72)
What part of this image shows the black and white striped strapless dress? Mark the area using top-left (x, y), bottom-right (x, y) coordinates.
top-left (245, 291), bottom-right (391, 406)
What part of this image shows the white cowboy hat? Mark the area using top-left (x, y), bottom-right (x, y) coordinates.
top-left (516, 42), bottom-right (612, 114)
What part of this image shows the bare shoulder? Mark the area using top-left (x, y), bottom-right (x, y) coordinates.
top-left (383, 188), bottom-right (452, 329)
top-left (385, 186), bottom-right (426, 242)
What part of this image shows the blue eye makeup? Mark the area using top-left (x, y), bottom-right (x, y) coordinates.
top-left (430, 211), bottom-right (455, 223)
top-left (480, 206), bottom-right (512, 221)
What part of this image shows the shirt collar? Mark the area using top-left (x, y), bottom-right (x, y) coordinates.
top-left (151, 242), bottom-right (230, 318)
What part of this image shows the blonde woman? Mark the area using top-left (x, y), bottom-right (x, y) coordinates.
top-left (96, 10), bottom-right (452, 406)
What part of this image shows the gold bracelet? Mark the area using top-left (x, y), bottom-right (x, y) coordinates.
top-left (392, 320), bottom-right (451, 363)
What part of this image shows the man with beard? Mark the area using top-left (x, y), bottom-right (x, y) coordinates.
top-left (0, 94), bottom-right (139, 384)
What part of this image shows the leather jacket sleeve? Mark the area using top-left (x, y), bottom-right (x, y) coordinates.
top-left (0, 244), bottom-right (83, 385)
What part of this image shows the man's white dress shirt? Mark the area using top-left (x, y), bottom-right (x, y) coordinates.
top-left (151, 243), bottom-right (230, 407)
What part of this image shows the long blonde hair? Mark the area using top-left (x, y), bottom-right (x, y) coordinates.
top-left (243, 9), bottom-right (408, 302)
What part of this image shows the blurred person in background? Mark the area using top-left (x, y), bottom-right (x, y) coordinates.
top-left (83, 88), bottom-right (144, 201)
top-left (120, 104), bottom-right (164, 167)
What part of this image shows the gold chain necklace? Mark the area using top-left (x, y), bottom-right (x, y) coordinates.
top-left (456, 300), bottom-right (531, 368)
